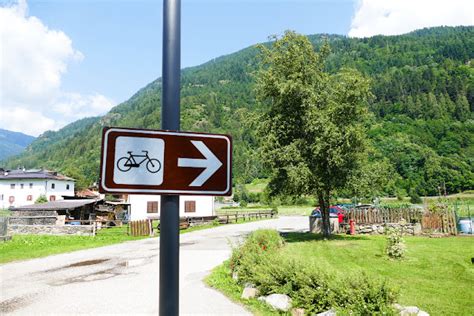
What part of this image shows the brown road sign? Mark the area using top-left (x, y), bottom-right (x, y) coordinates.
top-left (99, 127), bottom-right (232, 196)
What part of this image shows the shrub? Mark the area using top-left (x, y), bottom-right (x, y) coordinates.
top-left (35, 195), bottom-right (48, 204)
top-left (229, 229), bottom-right (284, 283)
top-left (230, 229), bottom-right (398, 314)
top-left (386, 227), bottom-right (406, 259)
top-left (409, 192), bottom-right (422, 204)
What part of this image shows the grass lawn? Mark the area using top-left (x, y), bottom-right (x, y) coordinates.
top-left (0, 226), bottom-right (148, 264)
top-left (207, 233), bottom-right (473, 315)
top-left (281, 234), bottom-right (474, 316)
top-left (0, 216), bottom-right (271, 264)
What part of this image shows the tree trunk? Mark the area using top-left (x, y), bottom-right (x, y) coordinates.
top-left (318, 190), bottom-right (331, 237)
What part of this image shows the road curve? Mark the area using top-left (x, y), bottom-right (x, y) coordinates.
top-left (0, 216), bottom-right (308, 315)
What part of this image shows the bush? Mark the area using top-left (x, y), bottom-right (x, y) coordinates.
top-left (230, 229), bottom-right (398, 314)
top-left (409, 192), bottom-right (422, 204)
top-left (386, 227), bottom-right (406, 259)
top-left (229, 229), bottom-right (284, 282)
top-left (35, 195), bottom-right (48, 204)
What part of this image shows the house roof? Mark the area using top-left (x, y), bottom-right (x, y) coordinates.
top-left (76, 189), bottom-right (100, 198)
top-left (11, 199), bottom-right (99, 211)
top-left (0, 169), bottom-right (74, 181)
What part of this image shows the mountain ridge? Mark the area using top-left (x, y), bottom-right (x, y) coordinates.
top-left (5, 26), bottom-right (473, 195)
top-left (0, 129), bottom-right (36, 162)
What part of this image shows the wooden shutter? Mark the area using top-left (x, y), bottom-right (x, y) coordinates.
top-left (184, 201), bottom-right (196, 213)
top-left (147, 201), bottom-right (159, 213)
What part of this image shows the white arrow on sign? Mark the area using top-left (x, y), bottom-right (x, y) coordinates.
top-left (178, 140), bottom-right (223, 187)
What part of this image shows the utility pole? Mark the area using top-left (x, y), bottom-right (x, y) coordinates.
top-left (160, 0), bottom-right (180, 315)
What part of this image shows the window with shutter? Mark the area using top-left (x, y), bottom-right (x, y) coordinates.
top-left (184, 201), bottom-right (196, 213)
top-left (147, 201), bottom-right (159, 213)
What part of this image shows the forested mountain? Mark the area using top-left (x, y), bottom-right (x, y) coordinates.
top-left (0, 129), bottom-right (35, 161)
top-left (5, 26), bottom-right (473, 196)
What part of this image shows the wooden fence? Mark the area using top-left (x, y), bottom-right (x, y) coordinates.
top-left (345, 207), bottom-right (458, 235)
top-left (421, 210), bottom-right (457, 235)
top-left (346, 207), bottom-right (423, 224)
top-left (129, 219), bottom-right (152, 236)
top-left (217, 210), bottom-right (276, 224)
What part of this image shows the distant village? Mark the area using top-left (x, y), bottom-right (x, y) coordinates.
top-left (0, 168), bottom-right (215, 235)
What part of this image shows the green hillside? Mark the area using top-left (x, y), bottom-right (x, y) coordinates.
top-left (5, 26), bottom-right (473, 196)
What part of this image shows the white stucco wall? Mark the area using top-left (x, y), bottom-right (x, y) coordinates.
top-left (0, 179), bottom-right (75, 209)
top-left (128, 195), bottom-right (215, 220)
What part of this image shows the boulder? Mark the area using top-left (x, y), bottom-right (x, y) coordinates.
top-left (316, 309), bottom-right (337, 316)
top-left (417, 311), bottom-right (430, 316)
top-left (241, 286), bottom-right (258, 299)
top-left (413, 223), bottom-right (422, 235)
top-left (261, 294), bottom-right (292, 311)
top-left (291, 308), bottom-right (305, 316)
top-left (400, 306), bottom-right (419, 315)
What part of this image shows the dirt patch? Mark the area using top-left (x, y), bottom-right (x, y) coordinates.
top-left (65, 259), bottom-right (109, 268)
top-left (50, 268), bottom-right (120, 286)
top-left (180, 241), bottom-right (196, 246)
top-left (0, 294), bottom-right (37, 313)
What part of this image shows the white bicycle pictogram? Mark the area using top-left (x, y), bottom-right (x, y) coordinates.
top-left (117, 150), bottom-right (162, 173)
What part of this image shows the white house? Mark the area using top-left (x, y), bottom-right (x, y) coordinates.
top-left (0, 169), bottom-right (75, 209)
top-left (127, 194), bottom-right (214, 220)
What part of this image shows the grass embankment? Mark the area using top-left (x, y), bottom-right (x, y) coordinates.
top-left (0, 226), bottom-right (147, 264)
top-left (0, 215), bottom-right (271, 264)
top-left (207, 232), bottom-right (474, 316)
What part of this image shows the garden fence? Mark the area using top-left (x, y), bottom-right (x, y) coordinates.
top-left (345, 207), bottom-right (457, 235)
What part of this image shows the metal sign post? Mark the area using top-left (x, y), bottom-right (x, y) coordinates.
top-left (161, 0), bottom-right (180, 315)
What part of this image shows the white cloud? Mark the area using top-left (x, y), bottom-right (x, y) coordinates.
top-left (349, 0), bottom-right (474, 38)
top-left (0, 106), bottom-right (56, 137)
top-left (52, 93), bottom-right (115, 119)
top-left (0, 1), bottom-right (114, 137)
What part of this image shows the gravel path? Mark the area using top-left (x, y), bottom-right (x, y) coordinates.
top-left (0, 216), bottom-right (308, 315)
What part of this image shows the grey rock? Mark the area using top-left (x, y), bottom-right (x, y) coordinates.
top-left (241, 287), bottom-right (258, 299)
top-left (291, 308), bottom-right (305, 316)
top-left (393, 303), bottom-right (404, 310)
top-left (400, 306), bottom-right (420, 315)
top-left (232, 271), bottom-right (238, 280)
top-left (413, 223), bottom-right (422, 235)
top-left (417, 310), bottom-right (429, 316)
top-left (316, 309), bottom-right (337, 316)
top-left (262, 294), bottom-right (292, 311)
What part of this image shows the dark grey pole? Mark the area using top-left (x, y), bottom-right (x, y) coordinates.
top-left (160, 0), bottom-right (180, 315)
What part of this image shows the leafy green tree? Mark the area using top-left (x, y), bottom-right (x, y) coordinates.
top-left (35, 195), bottom-right (48, 204)
top-left (255, 31), bottom-right (371, 236)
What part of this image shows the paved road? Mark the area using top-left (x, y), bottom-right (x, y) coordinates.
top-left (1, 216), bottom-right (308, 315)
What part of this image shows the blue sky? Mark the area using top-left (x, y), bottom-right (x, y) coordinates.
top-left (1, 0), bottom-right (473, 136)
top-left (28, 0), bottom-right (355, 104)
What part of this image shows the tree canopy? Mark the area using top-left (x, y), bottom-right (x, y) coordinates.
top-left (256, 31), bottom-right (372, 235)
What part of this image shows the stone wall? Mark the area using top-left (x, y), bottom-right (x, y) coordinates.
top-left (9, 210), bottom-right (58, 225)
top-left (8, 224), bottom-right (94, 236)
top-left (9, 217), bottom-right (57, 225)
top-left (355, 223), bottom-right (422, 235)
